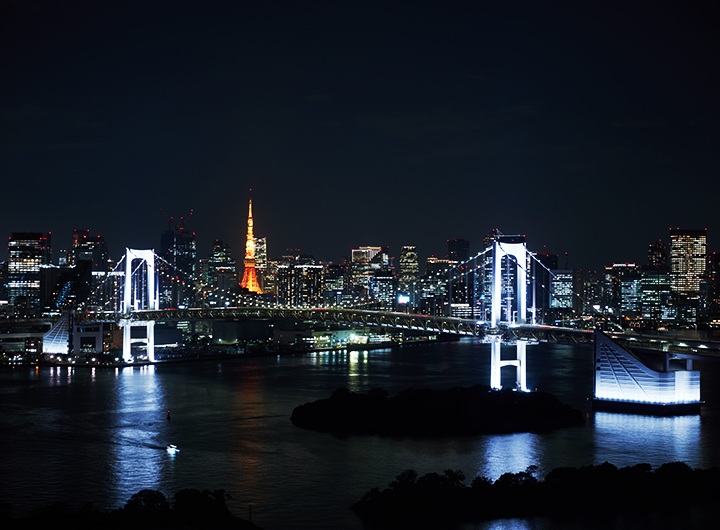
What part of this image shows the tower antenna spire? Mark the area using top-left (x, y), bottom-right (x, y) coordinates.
top-left (240, 194), bottom-right (262, 294)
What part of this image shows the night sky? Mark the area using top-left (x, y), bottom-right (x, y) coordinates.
top-left (2, 0), bottom-right (718, 272)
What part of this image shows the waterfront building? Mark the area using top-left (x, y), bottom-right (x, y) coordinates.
top-left (7, 232), bottom-right (52, 317)
top-left (239, 198), bottom-right (262, 294)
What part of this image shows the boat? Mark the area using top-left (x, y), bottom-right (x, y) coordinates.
top-left (166, 444), bottom-right (180, 454)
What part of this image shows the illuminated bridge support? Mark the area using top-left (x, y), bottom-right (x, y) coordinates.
top-left (490, 337), bottom-right (527, 391)
top-left (121, 248), bottom-right (158, 363)
top-left (491, 238), bottom-right (527, 328)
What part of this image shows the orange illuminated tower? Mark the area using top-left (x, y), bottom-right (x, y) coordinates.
top-left (240, 196), bottom-right (263, 293)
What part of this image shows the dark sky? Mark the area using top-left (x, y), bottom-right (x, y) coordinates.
top-left (2, 0), bottom-right (718, 272)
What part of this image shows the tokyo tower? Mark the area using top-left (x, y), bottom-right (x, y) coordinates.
top-left (240, 196), bottom-right (262, 294)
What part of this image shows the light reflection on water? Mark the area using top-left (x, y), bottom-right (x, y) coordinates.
top-left (110, 365), bottom-right (168, 496)
top-left (592, 411), bottom-right (701, 466)
top-left (2, 340), bottom-right (720, 530)
top-left (478, 432), bottom-right (543, 480)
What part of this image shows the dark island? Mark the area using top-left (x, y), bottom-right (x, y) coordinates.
top-left (290, 385), bottom-right (584, 436)
top-left (351, 462), bottom-right (720, 529)
top-left (1, 488), bottom-right (263, 530)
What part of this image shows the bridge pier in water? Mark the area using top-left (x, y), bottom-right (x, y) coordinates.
top-left (120, 319), bottom-right (156, 363)
top-left (490, 338), bottom-right (528, 391)
top-left (120, 248), bottom-right (158, 363)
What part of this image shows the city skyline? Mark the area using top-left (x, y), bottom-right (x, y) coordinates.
top-left (1, 1), bottom-right (718, 271)
top-left (1, 221), bottom-right (711, 274)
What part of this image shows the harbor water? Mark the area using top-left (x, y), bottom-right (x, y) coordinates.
top-left (2, 338), bottom-right (720, 529)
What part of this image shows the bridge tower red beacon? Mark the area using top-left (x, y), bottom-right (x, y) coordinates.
top-left (240, 195), bottom-right (263, 294)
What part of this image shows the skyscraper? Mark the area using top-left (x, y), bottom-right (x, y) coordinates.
top-left (205, 240), bottom-right (237, 306)
top-left (254, 236), bottom-right (267, 291)
top-left (160, 225), bottom-right (197, 309)
top-left (7, 232), bottom-right (52, 316)
top-left (448, 238), bottom-right (470, 262)
top-left (398, 246), bottom-right (419, 293)
top-left (670, 228), bottom-right (707, 298)
top-left (277, 262), bottom-right (323, 306)
top-left (648, 239), bottom-right (669, 267)
top-left (240, 198), bottom-right (262, 294)
top-left (70, 229), bottom-right (109, 270)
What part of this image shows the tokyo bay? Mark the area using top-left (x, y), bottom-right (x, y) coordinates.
top-left (2, 339), bottom-right (720, 530)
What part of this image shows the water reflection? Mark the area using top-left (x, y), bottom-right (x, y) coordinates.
top-left (47, 365), bottom-right (74, 386)
top-left (347, 350), bottom-right (369, 391)
top-left (592, 412), bottom-right (701, 466)
top-left (477, 432), bottom-right (542, 480)
top-left (110, 365), bottom-right (167, 497)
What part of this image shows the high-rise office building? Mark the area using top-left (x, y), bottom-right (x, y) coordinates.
top-left (322, 262), bottom-right (347, 306)
top-left (254, 236), bottom-right (267, 292)
top-left (549, 269), bottom-right (583, 318)
top-left (640, 264), bottom-right (671, 323)
top-left (669, 228), bottom-right (707, 298)
top-left (350, 246), bottom-right (384, 298)
top-left (448, 238), bottom-right (470, 262)
top-left (482, 228), bottom-right (503, 249)
top-left (70, 229), bottom-right (109, 270)
top-left (398, 246), bottom-right (419, 293)
top-left (277, 262), bottom-right (323, 306)
top-left (700, 252), bottom-right (720, 325)
top-left (370, 271), bottom-right (397, 310)
top-left (424, 256), bottom-right (456, 275)
top-left (603, 263), bottom-right (639, 314)
top-left (205, 240), bottom-right (237, 306)
top-left (648, 240), bottom-right (669, 267)
top-left (160, 226), bottom-right (197, 308)
top-left (7, 232), bottom-right (52, 316)
top-left (530, 252), bottom-right (558, 322)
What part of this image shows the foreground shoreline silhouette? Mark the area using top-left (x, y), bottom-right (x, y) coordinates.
top-left (1, 488), bottom-right (263, 530)
top-left (352, 462), bottom-right (720, 529)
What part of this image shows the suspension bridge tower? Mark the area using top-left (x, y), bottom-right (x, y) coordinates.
top-left (120, 248), bottom-right (158, 363)
top-left (489, 235), bottom-right (529, 391)
top-left (240, 196), bottom-right (262, 294)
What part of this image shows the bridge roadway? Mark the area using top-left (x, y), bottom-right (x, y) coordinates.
top-left (77, 307), bottom-right (594, 343)
top-left (77, 306), bottom-right (720, 356)
top-left (605, 331), bottom-right (720, 362)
